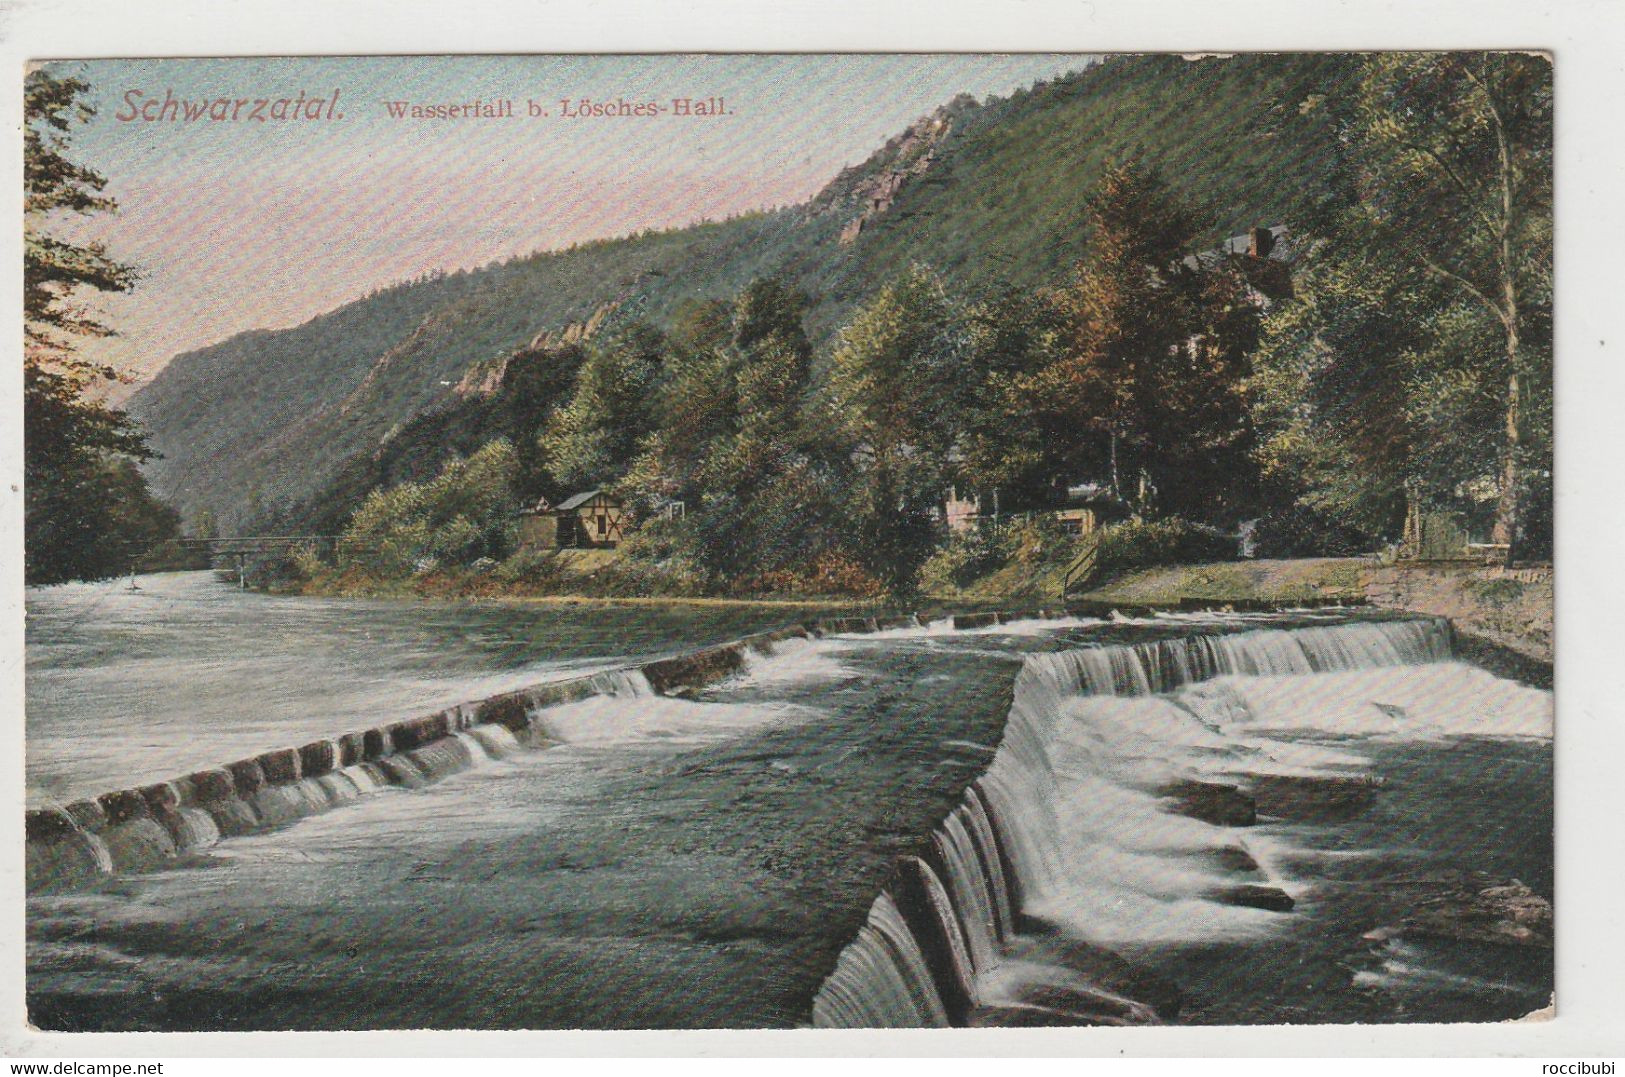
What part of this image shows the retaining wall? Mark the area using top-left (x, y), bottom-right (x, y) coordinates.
top-left (1364, 562), bottom-right (1553, 671)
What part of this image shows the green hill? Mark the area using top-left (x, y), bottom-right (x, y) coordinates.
top-left (127, 52), bottom-right (1360, 533)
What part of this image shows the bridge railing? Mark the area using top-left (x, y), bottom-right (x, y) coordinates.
top-left (177, 535), bottom-right (341, 556)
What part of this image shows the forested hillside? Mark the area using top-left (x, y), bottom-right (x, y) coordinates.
top-left (128, 52), bottom-right (1363, 534)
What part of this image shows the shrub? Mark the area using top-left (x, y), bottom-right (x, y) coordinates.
top-left (1094, 517), bottom-right (1237, 574)
top-left (751, 551), bottom-right (887, 598)
top-left (920, 528), bottom-right (1010, 590)
top-left (287, 542), bottom-right (327, 582)
top-left (1463, 576), bottom-right (1525, 608)
top-left (921, 516), bottom-right (1092, 592)
top-left (617, 515), bottom-right (711, 587)
top-left (1003, 516), bottom-right (1071, 567)
top-left (336, 439), bottom-right (518, 578)
top-left (495, 546), bottom-right (564, 586)
top-left (1249, 506), bottom-right (1377, 559)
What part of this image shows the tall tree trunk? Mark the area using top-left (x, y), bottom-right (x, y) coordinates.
top-left (1486, 63), bottom-right (1522, 567)
top-left (1491, 361), bottom-right (1522, 564)
top-left (1108, 430), bottom-right (1121, 501)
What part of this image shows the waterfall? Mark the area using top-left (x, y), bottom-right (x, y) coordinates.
top-left (932, 792), bottom-right (1013, 973)
top-left (811, 892), bottom-right (952, 1028)
top-left (902, 855), bottom-right (981, 1014)
top-left (1027, 617), bottom-right (1453, 699)
top-left (810, 617), bottom-right (1460, 1028)
top-left (587, 669), bottom-right (656, 697)
top-left (464, 724), bottom-right (521, 759)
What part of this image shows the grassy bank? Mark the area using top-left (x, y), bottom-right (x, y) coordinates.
top-left (921, 555), bottom-right (1368, 608)
top-left (276, 548), bottom-right (889, 613)
top-left (279, 541), bottom-right (1370, 612)
top-left (1081, 558), bottom-right (1369, 606)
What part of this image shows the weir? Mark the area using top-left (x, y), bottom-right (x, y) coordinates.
top-left (810, 615), bottom-right (1550, 1027)
top-left (25, 604), bottom-right (1551, 1029)
top-left (26, 626), bottom-right (784, 892)
top-left (24, 612), bottom-right (941, 893)
top-left (20, 614), bottom-right (1455, 898)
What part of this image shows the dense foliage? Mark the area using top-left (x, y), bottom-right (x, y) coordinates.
top-left (961, 163), bottom-right (1272, 521)
top-left (101, 51), bottom-right (1552, 595)
top-left (335, 440), bottom-right (519, 577)
top-left (127, 52), bottom-right (1371, 535)
top-left (1249, 53), bottom-right (1553, 558)
top-left (24, 69), bottom-right (177, 584)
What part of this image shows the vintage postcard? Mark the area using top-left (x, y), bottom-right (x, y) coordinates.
top-left (17, 43), bottom-right (1570, 1043)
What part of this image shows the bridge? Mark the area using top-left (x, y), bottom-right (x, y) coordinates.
top-left (174, 535), bottom-right (339, 586)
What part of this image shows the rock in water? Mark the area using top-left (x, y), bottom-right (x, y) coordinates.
top-left (1248, 772), bottom-right (1382, 822)
top-left (1157, 780), bottom-right (1256, 827)
top-left (1208, 884), bottom-right (1296, 912)
top-left (1204, 843), bottom-right (1262, 875)
top-left (1392, 873), bottom-right (1553, 948)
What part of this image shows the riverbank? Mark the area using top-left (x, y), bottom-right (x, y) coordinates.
top-left (1362, 562), bottom-right (1553, 665)
top-left (271, 551), bottom-right (1553, 672)
top-left (275, 547), bottom-right (889, 606)
top-left (1073, 557), bottom-right (1553, 683)
top-left (1080, 557), bottom-right (1368, 606)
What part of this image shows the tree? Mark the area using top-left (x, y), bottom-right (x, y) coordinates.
top-left (1031, 162), bottom-right (1264, 521)
top-left (701, 279), bottom-right (835, 582)
top-left (1249, 224), bottom-right (1441, 543)
top-left (1250, 54), bottom-right (1553, 558)
top-left (25, 70), bottom-right (135, 367)
top-left (621, 277), bottom-right (839, 588)
top-left (24, 68), bottom-right (176, 584)
top-left (1352, 53), bottom-right (1552, 560)
top-left (952, 288), bottom-right (1071, 504)
top-left (717, 278), bottom-right (814, 494)
top-left (828, 265), bottom-right (966, 594)
top-left (538, 324), bottom-right (666, 491)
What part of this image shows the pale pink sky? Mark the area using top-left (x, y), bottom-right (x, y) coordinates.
top-left (36, 54), bottom-right (1093, 395)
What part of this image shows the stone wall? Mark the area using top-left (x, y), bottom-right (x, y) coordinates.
top-left (1364, 562), bottom-right (1554, 672)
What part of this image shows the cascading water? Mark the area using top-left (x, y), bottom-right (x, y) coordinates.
top-left (811, 615), bottom-right (1552, 1027)
top-left (811, 892), bottom-right (953, 1028)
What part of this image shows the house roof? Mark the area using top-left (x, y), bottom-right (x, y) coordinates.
top-left (555, 489), bottom-right (609, 511)
top-left (1064, 482), bottom-right (1116, 504)
top-left (1184, 224), bottom-right (1295, 270)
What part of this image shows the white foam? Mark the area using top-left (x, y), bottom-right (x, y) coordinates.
top-left (735, 635), bottom-right (856, 687)
top-left (1193, 663), bottom-right (1553, 743)
top-left (977, 624), bottom-right (1550, 955)
top-left (533, 693), bottom-right (810, 746)
top-left (959, 616), bottom-right (1100, 637)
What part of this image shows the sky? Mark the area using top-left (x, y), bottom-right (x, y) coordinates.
top-left (33, 54), bottom-right (1096, 394)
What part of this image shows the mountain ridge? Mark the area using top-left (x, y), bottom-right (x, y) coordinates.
top-left (128, 52), bottom-right (1358, 533)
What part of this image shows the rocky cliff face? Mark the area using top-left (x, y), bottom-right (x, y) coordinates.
top-left (452, 301), bottom-right (620, 399)
top-left (810, 96), bottom-right (971, 246)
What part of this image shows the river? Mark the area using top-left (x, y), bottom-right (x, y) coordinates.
top-left (24, 573), bottom-right (1554, 1030)
top-left (25, 571), bottom-right (836, 805)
